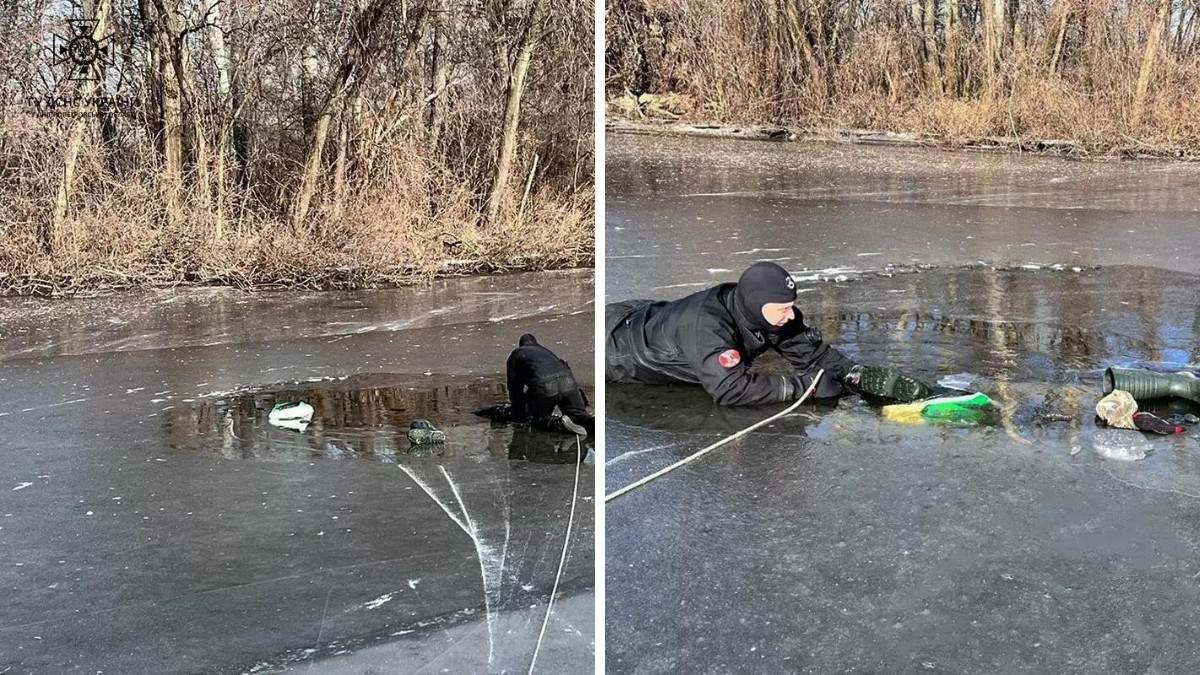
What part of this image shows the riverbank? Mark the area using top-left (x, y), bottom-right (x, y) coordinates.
top-left (0, 256), bottom-right (595, 298)
top-left (0, 194), bottom-right (594, 297)
top-left (607, 115), bottom-right (1200, 161)
top-left (606, 1), bottom-right (1200, 161)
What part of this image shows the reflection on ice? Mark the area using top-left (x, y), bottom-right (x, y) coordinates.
top-left (163, 373), bottom-right (512, 461)
top-left (610, 266), bottom-right (1200, 491)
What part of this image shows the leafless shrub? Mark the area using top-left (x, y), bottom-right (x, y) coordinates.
top-left (608, 0), bottom-right (1200, 154)
top-left (0, 0), bottom-right (593, 294)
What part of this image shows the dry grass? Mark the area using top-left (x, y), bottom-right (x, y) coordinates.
top-left (608, 0), bottom-right (1200, 156)
top-left (0, 129), bottom-right (593, 296)
top-left (0, 0), bottom-right (593, 296)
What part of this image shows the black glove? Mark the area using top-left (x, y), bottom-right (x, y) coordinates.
top-left (788, 370), bottom-right (827, 400)
top-left (473, 403), bottom-right (513, 423)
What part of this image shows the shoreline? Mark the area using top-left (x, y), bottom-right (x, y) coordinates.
top-left (606, 117), bottom-right (1200, 162)
top-left (0, 257), bottom-right (596, 298)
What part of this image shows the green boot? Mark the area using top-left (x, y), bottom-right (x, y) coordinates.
top-left (848, 365), bottom-right (934, 403)
top-left (407, 419), bottom-right (446, 445)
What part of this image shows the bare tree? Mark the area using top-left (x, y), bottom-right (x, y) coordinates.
top-left (1048, 0), bottom-right (1071, 75)
top-left (1133, 0), bottom-right (1172, 126)
top-left (4, 0), bottom-right (594, 289)
top-left (50, 0), bottom-right (113, 253)
top-left (427, 0), bottom-right (451, 152)
top-left (923, 0), bottom-right (941, 92)
top-left (486, 0), bottom-right (548, 225)
top-left (291, 0), bottom-right (396, 230)
top-left (204, 0), bottom-right (233, 236)
top-left (943, 0), bottom-right (961, 95)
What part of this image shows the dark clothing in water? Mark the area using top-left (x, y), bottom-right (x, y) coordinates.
top-left (605, 284), bottom-right (855, 406)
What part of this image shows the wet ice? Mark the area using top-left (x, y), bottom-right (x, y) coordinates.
top-left (606, 135), bottom-right (1200, 673)
top-left (0, 271), bottom-right (594, 673)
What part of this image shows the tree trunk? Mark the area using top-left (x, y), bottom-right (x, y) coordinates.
top-left (1132, 0), bottom-right (1172, 127)
top-left (1048, 0), bottom-right (1070, 75)
top-left (1006, 0), bottom-right (1018, 46)
top-left (301, 3), bottom-right (320, 138)
top-left (171, 10), bottom-right (211, 213)
top-left (147, 0), bottom-right (184, 225)
top-left (331, 110), bottom-right (349, 220)
top-left (981, 0), bottom-right (1003, 91)
top-left (333, 88), bottom-right (361, 220)
top-left (291, 0), bottom-right (396, 230)
top-left (923, 0), bottom-right (940, 93)
top-left (428, 0), bottom-right (451, 151)
top-left (151, 0), bottom-right (211, 220)
top-left (49, 0), bottom-right (114, 254)
top-left (206, 0), bottom-right (233, 237)
top-left (301, 50), bottom-right (319, 136)
top-left (229, 33), bottom-right (251, 191)
top-left (780, 0), bottom-right (825, 98)
top-left (943, 0), bottom-right (959, 95)
top-left (485, 0), bottom-right (548, 225)
top-left (1177, 5), bottom-right (1193, 53)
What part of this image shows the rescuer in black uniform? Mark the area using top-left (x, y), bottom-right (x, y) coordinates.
top-left (605, 262), bottom-right (932, 406)
top-left (506, 333), bottom-right (593, 436)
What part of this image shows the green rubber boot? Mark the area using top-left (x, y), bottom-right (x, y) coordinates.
top-left (1105, 367), bottom-right (1200, 404)
top-left (852, 366), bottom-right (934, 403)
top-left (407, 419), bottom-right (446, 445)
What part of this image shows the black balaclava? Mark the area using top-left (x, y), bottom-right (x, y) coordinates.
top-left (518, 333), bottom-right (539, 347)
top-left (734, 262), bottom-right (797, 332)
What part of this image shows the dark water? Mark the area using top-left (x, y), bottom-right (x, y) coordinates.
top-left (609, 265), bottom-right (1200, 492)
top-left (163, 373), bottom-right (593, 464)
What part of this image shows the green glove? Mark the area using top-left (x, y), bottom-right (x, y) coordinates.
top-left (845, 365), bottom-right (933, 403)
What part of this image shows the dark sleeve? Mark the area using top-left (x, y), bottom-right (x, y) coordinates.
top-left (687, 315), bottom-right (795, 407)
top-left (506, 351), bottom-right (527, 420)
top-left (773, 312), bottom-right (857, 380)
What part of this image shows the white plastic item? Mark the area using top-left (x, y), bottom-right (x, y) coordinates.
top-left (268, 401), bottom-right (314, 432)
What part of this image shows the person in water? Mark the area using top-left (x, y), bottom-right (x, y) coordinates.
top-left (506, 333), bottom-right (593, 436)
top-left (605, 261), bottom-right (931, 406)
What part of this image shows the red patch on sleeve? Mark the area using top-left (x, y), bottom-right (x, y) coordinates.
top-left (717, 349), bottom-right (741, 368)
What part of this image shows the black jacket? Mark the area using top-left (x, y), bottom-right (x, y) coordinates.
top-left (605, 284), bottom-right (856, 406)
top-left (507, 340), bottom-right (579, 417)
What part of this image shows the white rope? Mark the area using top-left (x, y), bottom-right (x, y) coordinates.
top-left (604, 370), bottom-right (824, 503)
top-left (528, 434), bottom-right (583, 675)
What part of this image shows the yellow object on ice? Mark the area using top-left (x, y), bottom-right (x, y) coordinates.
top-left (880, 401), bottom-right (929, 424)
top-left (881, 392), bottom-right (993, 425)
